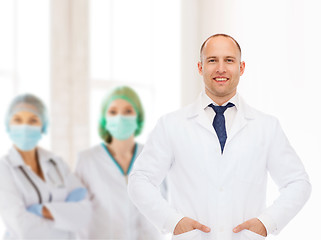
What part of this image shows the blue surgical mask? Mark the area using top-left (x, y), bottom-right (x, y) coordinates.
top-left (9, 125), bottom-right (42, 151)
top-left (106, 115), bottom-right (137, 140)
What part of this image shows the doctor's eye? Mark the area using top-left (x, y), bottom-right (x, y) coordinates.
top-left (29, 118), bottom-right (40, 124)
top-left (124, 108), bottom-right (135, 115)
top-left (108, 109), bottom-right (118, 115)
top-left (11, 117), bottom-right (22, 124)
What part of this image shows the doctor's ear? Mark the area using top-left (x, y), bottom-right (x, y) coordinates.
top-left (240, 61), bottom-right (245, 76)
top-left (197, 62), bottom-right (203, 75)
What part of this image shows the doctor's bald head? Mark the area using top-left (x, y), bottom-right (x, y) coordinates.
top-left (200, 34), bottom-right (242, 63)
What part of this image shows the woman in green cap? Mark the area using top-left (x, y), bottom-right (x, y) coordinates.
top-left (75, 86), bottom-right (164, 240)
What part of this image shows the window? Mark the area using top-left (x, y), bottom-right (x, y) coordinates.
top-left (0, 0), bottom-right (50, 154)
top-left (89, 0), bottom-right (181, 145)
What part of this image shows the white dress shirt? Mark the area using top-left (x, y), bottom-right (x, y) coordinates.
top-left (202, 92), bottom-right (239, 135)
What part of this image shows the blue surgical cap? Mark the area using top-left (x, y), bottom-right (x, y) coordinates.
top-left (5, 93), bottom-right (49, 133)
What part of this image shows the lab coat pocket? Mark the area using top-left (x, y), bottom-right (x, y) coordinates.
top-left (241, 229), bottom-right (266, 240)
top-left (172, 229), bottom-right (201, 240)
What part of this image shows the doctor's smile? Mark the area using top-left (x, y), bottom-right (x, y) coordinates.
top-left (213, 77), bottom-right (229, 83)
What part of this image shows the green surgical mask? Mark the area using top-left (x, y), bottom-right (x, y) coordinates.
top-left (106, 115), bottom-right (138, 140)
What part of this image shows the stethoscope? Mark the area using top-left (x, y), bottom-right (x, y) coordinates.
top-left (19, 159), bottom-right (64, 204)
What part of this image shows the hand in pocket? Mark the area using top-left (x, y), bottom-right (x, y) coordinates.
top-left (233, 218), bottom-right (267, 237)
top-left (173, 217), bottom-right (211, 235)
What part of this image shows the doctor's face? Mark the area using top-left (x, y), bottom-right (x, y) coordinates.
top-left (106, 99), bottom-right (136, 117)
top-left (10, 111), bottom-right (42, 127)
top-left (198, 36), bottom-right (245, 104)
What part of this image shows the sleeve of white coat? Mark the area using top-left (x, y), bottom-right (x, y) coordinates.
top-left (136, 180), bottom-right (168, 240)
top-left (128, 117), bottom-right (185, 234)
top-left (0, 161), bottom-right (54, 238)
top-left (258, 119), bottom-right (311, 235)
top-left (137, 213), bottom-right (165, 240)
top-left (74, 153), bottom-right (94, 200)
top-left (44, 158), bottom-right (92, 232)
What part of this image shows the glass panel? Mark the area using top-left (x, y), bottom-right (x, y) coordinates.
top-left (16, 0), bottom-right (50, 100)
top-left (90, 0), bottom-right (113, 80)
top-left (90, 0), bottom-right (153, 84)
top-left (0, 1), bottom-right (14, 72)
top-left (0, 1), bottom-right (15, 160)
top-left (89, 0), bottom-right (181, 146)
top-left (150, 0), bottom-right (180, 114)
top-left (112, 0), bottom-right (152, 84)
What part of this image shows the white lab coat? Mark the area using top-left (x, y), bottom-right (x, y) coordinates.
top-left (75, 143), bottom-right (164, 240)
top-left (0, 147), bottom-right (92, 239)
top-left (128, 93), bottom-right (311, 240)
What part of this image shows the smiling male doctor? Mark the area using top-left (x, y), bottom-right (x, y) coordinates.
top-left (128, 34), bottom-right (311, 240)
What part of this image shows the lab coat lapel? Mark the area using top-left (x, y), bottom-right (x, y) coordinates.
top-left (226, 109), bottom-right (247, 145)
top-left (187, 95), bottom-right (216, 135)
top-left (37, 148), bottom-right (63, 187)
top-left (37, 148), bottom-right (52, 177)
top-left (196, 110), bottom-right (216, 134)
top-left (187, 94), bottom-right (256, 141)
top-left (226, 96), bottom-right (255, 145)
top-left (7, 147), bottom-right (25, 167)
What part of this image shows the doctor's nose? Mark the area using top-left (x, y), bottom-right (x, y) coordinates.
top-left (216, 62), bottom-right (226, 74)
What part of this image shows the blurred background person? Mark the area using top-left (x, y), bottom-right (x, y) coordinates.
top-left (0, 93), bottom-right (92, 239)
top-left (75, 86), bottom-right (164, 240)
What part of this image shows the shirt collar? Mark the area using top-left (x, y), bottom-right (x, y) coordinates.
top-left (201, 91), bottom-right (239, 110)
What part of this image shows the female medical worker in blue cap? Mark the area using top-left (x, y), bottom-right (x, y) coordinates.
top-left (75, 86), bottom-right (164, 240)
top-left (0, 93), bottom-right (92, 239)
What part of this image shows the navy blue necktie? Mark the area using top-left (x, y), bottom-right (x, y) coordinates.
top-left (208, 102), bottom-right (235, 153)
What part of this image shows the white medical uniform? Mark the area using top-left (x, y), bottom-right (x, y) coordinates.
top-left (0, 147), bottom-right (92, 239)
top-left (75, 143), bottom-right (164, 240)
top-left (128, 92), bottom-right (311, 240)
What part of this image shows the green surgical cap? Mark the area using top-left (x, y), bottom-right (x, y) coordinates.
top-left (99, 86), bottom-right (144, 143)
top-left (5, 93), bottom-right (49, 133)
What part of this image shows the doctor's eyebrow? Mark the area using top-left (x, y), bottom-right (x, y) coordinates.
top-left (225, 56), bottom-right (237, 59)
top-left (206, 56), bottom-right (237, 60)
